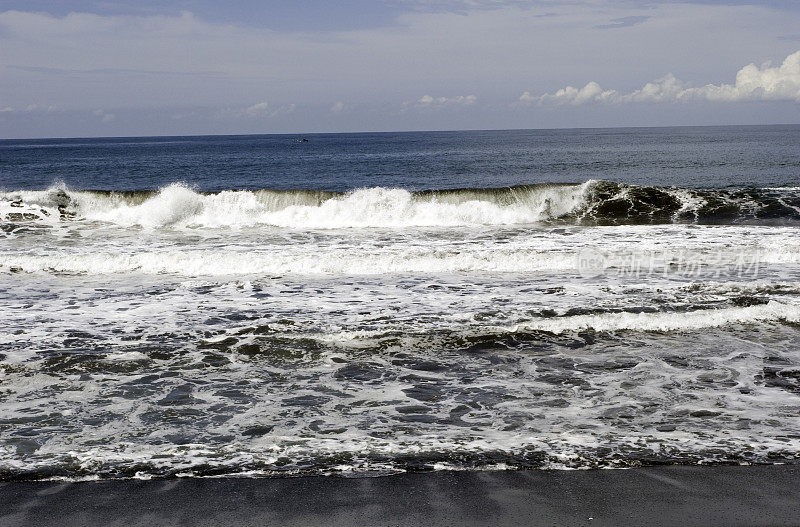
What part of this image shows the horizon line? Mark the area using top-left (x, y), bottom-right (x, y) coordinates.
top-left (2, 122), bottom-right (800, 142)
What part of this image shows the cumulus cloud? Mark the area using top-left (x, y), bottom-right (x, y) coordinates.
top-left (524, 81), bottom-right (618, 106)
top-left (619, 74), bottom-right (686, 103)
top-left (522, 50), bottom-right (800, 106)
top-left (417, 94), bottom-right (477, 107)
top-left (688, 51), bottom-right (800, 102)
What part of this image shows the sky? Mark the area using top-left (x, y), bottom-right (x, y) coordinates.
top-left (1, 0), bottom-right (799, 137)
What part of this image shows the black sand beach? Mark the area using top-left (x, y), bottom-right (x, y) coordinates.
top-left (2, 465), bottom-right (799, 526)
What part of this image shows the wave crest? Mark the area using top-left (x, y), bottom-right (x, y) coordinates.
top-left (2, 180), bottom-right (800, 230)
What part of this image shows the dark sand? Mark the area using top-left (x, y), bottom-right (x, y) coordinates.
top-left (1, 465), bottom-right (799, 526)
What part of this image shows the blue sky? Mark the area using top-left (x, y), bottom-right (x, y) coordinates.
top-left (1, 0), bottom-right (799, 137)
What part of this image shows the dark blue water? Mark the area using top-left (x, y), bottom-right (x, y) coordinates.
top-left (2, 125), bottom-right (799, 192)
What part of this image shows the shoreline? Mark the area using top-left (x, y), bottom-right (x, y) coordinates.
top-left (2, 465), bottom-right (799, 526)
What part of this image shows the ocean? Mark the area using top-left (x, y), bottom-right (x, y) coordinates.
top-left (1, 125), bottom-right (800, 479)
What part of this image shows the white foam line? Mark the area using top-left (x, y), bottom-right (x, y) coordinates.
top-left (0, 250), bottom-right (580, 276)
top-left (498, 301), bottom-right (800, 334)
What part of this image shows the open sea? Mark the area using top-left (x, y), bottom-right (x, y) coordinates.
top-left (1, 125), bottom-right (800, 479)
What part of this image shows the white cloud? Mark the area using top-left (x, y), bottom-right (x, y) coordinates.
top-left (244, 101), bottom-right (270, 115)
top-left (686, 50), bottom-right (800, 102)
top-left (0, 104), bottom-right (58, 113)
top-left (531, 81), bottom-right (619, 106)
top-left (522, 50), bottom-right (800, 106)
top-left (619, 74), bottom-right (686, 103)
top-left (242, 101), bottom-right (295, 118)
top-left (330, 101), bottom-right (345, 113)
top-left (417, 94), bottom-right (477, 107)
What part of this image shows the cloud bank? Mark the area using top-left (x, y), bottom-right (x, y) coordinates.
top-left (522, 50), bottom-right (800, 106)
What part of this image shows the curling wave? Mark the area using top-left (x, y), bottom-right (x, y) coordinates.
top-left (2, 180), bottom-right (800, 230)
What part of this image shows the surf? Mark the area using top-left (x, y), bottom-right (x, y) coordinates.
top-left (2, 180), bottom-right (800, 230)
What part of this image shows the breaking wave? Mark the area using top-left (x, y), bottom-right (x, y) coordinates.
top-left (2, 180), bottom-right (800, 230)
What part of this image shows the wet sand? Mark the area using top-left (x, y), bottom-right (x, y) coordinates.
top-left (2, 465), bottom-right (799, 526)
